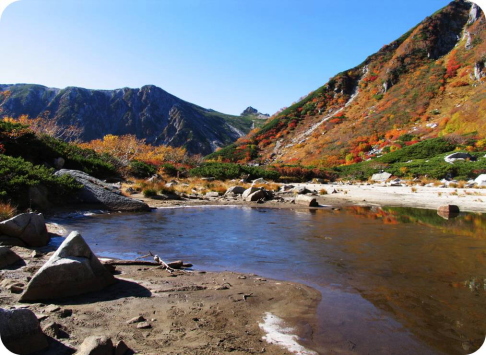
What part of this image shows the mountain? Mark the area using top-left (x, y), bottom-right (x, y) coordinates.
top-left (0, 84), bottom-right (254, 156)
top-left (241, 106), bottom-right (270, 119)
top-left (211, 0), bottom-right (486, 166)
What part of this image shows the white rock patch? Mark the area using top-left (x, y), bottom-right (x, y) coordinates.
top-left (259, 312), bottom-right (317, 355)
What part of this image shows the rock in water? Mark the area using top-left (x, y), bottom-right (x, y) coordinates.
top-left (20, 231), bottom-right (116, 302)
top-left (0, 212), bottom-right (49, 247)
top-left (0, 308), bottom-right (48, 354)
top-left (55, 169), bottom-right (150, 212)
top-left (295, 195), bottom-right (319, 207)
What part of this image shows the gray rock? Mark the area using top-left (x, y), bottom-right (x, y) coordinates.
top-left (293, 187), bottom-right (311, 194)
top-left (468, 3), bottom-right (481, 25)
top-left (0, 212), bottom-right (49, 247)
top-left (242, 187), bottom-right (261, 199)
top-left (295, 195), bottom-right (319, 207)
top-left (246, 189), bottom-right (266, 202)
top-left (42, 322), bottom-right (68, 339)
top-left (370, 172), bottom-right (392, 182)
top-left (126, 315), bottom-right (145, 324)
top-left (114, 340), bottom-right (130, 355)
top-left (9, 284), bottom-right (24, 294)
top-left (224, 186), bottom-right (246, 195)
top-left (20, 231), bottom-right (116, 302)
top-left (54, 170), bottom-right (150, 212)
top-left (251, 178), bottom-right (268, 184)
top-left (0, 308), bottom-right (48, 354)
top-left (205, 191), bottom-right (220, 198)
top-left (76, 336), bottom-right (113, 355)
top-left (444, 152), bottom-right (475, 164)
top-left (136, 322), bottom-right (152, 329)
top-left (0, 247), bottom-right (22, 269)
top-left (0, 235), bottom-right (27, 247)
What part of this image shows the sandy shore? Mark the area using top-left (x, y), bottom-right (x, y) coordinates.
top-left (305, 183), bottom-right (486, 213)
top-left (133, 182), bottom-right (486, 213)
top-left (1, 245), bottom-right (320, 355)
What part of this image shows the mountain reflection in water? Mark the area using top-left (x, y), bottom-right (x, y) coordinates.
top-left (50, 206), bottom-right (486, 355)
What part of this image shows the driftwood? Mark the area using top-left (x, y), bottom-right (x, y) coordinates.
top-left (102, 252), bottom-right (192, 272)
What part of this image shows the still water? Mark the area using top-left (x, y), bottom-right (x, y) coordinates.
top-left (50, 206), bottom-right (486, 355)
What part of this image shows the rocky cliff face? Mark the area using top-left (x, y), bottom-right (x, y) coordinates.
top-left (0, 84), bottom-right (253, 156)
top-left (213, 0), bottom-right (486, 166)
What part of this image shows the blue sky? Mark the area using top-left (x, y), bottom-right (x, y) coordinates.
top-left (0, 0), bottom-right (459, 116)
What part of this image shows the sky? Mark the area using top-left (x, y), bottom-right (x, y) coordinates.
top-left (0, 0), bottom-right (479, 116)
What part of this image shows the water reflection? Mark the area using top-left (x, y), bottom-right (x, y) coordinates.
top-left (50, 206), bottom-right (486, 354)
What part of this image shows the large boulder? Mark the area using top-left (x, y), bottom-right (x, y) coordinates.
top-left (246, 189), bottom-right (266, 202)
top-left (370, 172), bottom-right (392, 182)
top-left (0, 247), bottom-right (22, 269)
top-left (295, 194), bottom-right (319, 207)
top-left (242, 187), bottom-right (261, 199)
top-left (20, 231), bottom-right (116, 302)
top-left (0, 308), bottom-right (48, 354)
top-left (54, 169), bottom-right (150, 212)
top-left (0, 212), bottom-right (49, 247)
top-left (444, 152), bottom-right (475, 164)
top-left (224, 186), bottom-right (246, 196)
top-left (474, 174), bottom-right (486, 187)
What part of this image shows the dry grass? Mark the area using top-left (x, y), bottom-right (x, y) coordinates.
top-left (0, 202), bottom-right (16, 222)
top-left (130, 177), bottom-right (282, 197)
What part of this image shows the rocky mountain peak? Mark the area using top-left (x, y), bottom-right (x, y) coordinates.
top-left (241, 106), bottom-right (270, 119)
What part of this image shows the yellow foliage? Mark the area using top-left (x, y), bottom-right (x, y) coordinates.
top-left (79, 134), bottom-right (190, 165)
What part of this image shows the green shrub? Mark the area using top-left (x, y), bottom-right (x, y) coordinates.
top-left (377, 138), bottom-right (455, 164)
top-left (161, 163), bottom-right (179, 177)
top-left (0, 155), bottom-right (82, 208)
top-left (189, 162), bottom-right (280, 181)
top-left (129, 161), bottom-right (157, 178)
top-left (142, 188), bottom-right (157, 197)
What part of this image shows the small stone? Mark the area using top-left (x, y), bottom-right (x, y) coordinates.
top-left (31, 250), bottom-right (43, 258)
top-left (238, 276), bottom-right (246, 279)
top-left (59, 309), bottom-right (73, 318)
top-left (9, 285), bottom-right (23, 294)
top-left (126, 315), bottom-right (146, 324)
top-left (42, 322), bottom-right (66, 339)
top-left (136, 321), bottom-right (152, 329)
top-left (45, 305), bottom-right (61, 313)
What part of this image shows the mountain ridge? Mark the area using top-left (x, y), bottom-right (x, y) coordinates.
top-left (0, 83), bottom-right (254, 156)
top-left (210, 0), bottom-right (486, 167)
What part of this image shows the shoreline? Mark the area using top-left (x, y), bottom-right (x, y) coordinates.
top-left (2, 245), bottom-right (322, 355)
top-left (132, 182), bottom-right (486, 214)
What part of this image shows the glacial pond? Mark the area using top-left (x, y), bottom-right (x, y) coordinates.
top-left (49, 206), bottom-right (486, 355)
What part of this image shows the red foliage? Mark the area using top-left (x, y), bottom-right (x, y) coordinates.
top-left (445, 51), bottom-right (461, 79)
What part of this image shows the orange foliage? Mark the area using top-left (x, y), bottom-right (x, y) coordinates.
top-left (79, 134), bottom-right (189, 166)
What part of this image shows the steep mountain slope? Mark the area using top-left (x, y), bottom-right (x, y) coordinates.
top-left (214, 0), bottom-right (486, 166)
top-left (0, 84), bottom-right (253, 156)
